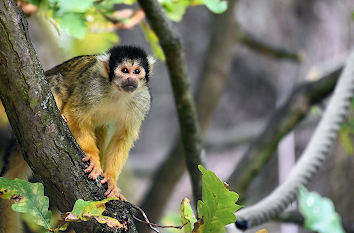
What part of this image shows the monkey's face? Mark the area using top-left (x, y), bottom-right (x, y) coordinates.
top-left (112, 60), bottom-right (147, 93)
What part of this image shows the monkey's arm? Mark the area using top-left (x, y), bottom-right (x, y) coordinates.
top-left (101, 120), bottom-right (141, 198)
top-left (64, 111), bottom-right (103, 179)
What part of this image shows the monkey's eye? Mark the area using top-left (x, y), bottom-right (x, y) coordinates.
top-left (134, 69), bottom-right (140, 74)
top-left (121, 68), bottom-right (129, 73)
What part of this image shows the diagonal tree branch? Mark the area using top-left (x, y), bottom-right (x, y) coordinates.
top-left (0, 1), bottom-right (137, 232)
top-left (235, 28), bottom-right (303, 62)
top-left (227, 66), bottom-right (343, 201)
top-left (137, 0), bottom-right (239, 227)
top-left (137, 0), bottom-right (204, 205)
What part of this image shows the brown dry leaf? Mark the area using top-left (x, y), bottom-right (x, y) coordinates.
top-left (95, 216), bottom-right (126, 230)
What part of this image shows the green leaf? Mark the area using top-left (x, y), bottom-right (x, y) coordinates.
top-left (196, 165), bottom-right (241, 233)
top-left (52, 0), bottom-right (96, 15)
top-left (64, 198), bottom-right (126, 230)
top-left (202, 0), bottom-right (227, 14)
top-left (180, 198), bottom-right (197, 233)
top-left (298, 187), bottom-right (345, 233)
top-left (140, 23), bottom-right (166, 61)
top-left (160, 0), bottom-right (190, 21)
top-left (0, 178), bottom-right (52, 230)
top-left (58, 13), bottom-right (87, 39)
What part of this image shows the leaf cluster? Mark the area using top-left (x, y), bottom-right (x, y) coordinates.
top-left (24, 0), bottom-right (228, 59)
top-left (180, 165), bottom-right (241, 233)
top-left (0, 178), bottom-right (126, 232)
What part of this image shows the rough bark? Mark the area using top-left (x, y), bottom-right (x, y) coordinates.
top-left (0, 1), bottom-right (137, 232)
top-left (138, 0), bottom-right (238, 227)
top-left (227, 67), bottom-right (342, 201)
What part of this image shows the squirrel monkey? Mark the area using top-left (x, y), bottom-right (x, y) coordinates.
top-left (46, 45), bottom-right (153, 198)
top-left (1, 45), bottom-right (153, 199)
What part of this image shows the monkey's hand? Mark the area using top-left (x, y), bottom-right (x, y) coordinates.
top-left (101, 176), bottom-right (126, 201)
top-left (82, 155), bottom-right (103, 180)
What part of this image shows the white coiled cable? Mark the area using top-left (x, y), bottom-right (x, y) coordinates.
top-left (235, 48), bottom-right (354, 229)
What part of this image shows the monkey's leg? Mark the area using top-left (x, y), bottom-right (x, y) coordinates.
top-left (67, 117), bottom-right (102, 180)
top-left (101, 125), bottom-right (137, 199)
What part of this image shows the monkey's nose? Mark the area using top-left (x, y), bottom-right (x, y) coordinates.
top-left (121, 78), bottom-right (138, 92)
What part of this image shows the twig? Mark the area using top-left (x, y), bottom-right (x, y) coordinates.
top-left (235, 29), bottom-right (304, 62)
top-left (114, 9), bottom-right (145, 30)
top-left (97, 8), bottom-right (119, 24)
top-left (132, 215), bottom-right (188, 230)
top-left (98, 8), bottom-right (145, 30)
top-left (131, 204), bottom-right (159, 233)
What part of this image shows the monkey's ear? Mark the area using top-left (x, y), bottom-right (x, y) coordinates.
top-left (147, 56), bottom-right (156, 77)
top-left (97, 53), bottom-right (110, 78)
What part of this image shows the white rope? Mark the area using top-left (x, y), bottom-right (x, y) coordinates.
top-left (235, 48), bottom-right (354, 229)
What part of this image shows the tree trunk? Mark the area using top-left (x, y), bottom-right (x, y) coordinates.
top-left (0, 1), bottom-right (137, 232)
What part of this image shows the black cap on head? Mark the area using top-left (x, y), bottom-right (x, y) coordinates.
top-left (108, 46), bottom-right (150, 82)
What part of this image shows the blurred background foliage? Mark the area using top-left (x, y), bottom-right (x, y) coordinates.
top-left (0, 0), bottom-right (354, 232)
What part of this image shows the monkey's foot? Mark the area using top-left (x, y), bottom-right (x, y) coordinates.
top-left (82, 155), bottom-right (102, 180)
top-left (101, 176), bottom-right (126, 201)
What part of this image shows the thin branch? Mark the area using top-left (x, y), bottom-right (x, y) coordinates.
top-left (98, 8), bottom-right (145, 30)
top-left (97, 8), bottom-right (119, 24)
top-left (204, 119), bottom-right (266, 149)
top-left (113, 9), bottom-right (145, 30)
top-left (131, 203), bottom-right (188, 232)
top-left (137, 0), bottom-right (204, 205)
top-left (235, 29), bottom-right (304, 62)
top-left (132, 215), bottom-right (187, 230)
top-left (138, 0), bottom-right (238, 227)
top-left (131, 204), bottom-right (159, 233)
top-left (227, 66), bottom-right (343, 202)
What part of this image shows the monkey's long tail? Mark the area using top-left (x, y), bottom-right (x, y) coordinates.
top-left (235, 48), bottom-right (354, 230)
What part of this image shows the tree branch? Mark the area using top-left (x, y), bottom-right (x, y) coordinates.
top-left (235, 29), bottom-right (303, 62)
top-left (137, 0), bottom-right (204, 205)
top-left (227, 66), bottom-right (343, 201)
top-left (137, 0), bottom-right (239, 227)
top-left (0, 1), bottom-right (137, 232)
